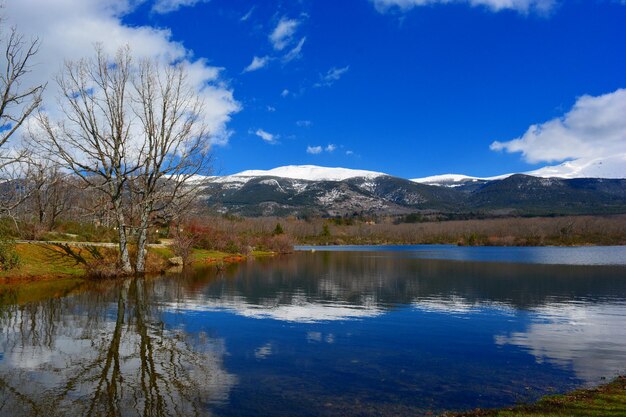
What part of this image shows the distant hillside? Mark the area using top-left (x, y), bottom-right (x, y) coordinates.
top-left (201, 167), bottom-right (626, 217)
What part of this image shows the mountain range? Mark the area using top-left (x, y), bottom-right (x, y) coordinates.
top-left (201, 165), bottom-right (626, 217)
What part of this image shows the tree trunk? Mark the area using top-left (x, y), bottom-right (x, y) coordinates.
top-left (114, 200), bottom-right (132, 274)
top-left (134, 203), bottom-right (152, 274)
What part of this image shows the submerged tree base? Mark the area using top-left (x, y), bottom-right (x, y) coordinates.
top-left (443, 376), bottom-right (626, 417)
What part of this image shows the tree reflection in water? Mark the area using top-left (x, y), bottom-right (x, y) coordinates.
top-left (0, 278), bottom-right (235, 417)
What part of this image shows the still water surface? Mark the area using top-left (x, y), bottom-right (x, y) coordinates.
top-left (2, 245), bottom-right (626, 416)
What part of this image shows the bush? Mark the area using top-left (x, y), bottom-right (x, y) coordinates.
top-left (266, 234), bottom-right (294, 254)
top-left (0, 240), bottom-right (20, 271)
top-left (171, 232), bottom-right (196, 266)
top-left (273, 223), bottom-right (284, 235)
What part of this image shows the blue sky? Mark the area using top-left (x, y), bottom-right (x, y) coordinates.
top-left (7, 0), bottom-right (626, 178)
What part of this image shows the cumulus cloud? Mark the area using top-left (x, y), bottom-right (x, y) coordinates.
top-left (306, 145), bottom-right (323, 154)
top-left (325, 144), bottom-right (337, 152)
top-left (490, 89), bottom-right (626, 176)
top-left (254, 129), bottom-right (278, 144)
top-left (371, 0), bottom-right (556, 14)
top-left (243, 55), bottom-right (271, 73)
top-left (315, 66), bottom-right (350, 88)
top-left (269, 17), bottom-right (300, 51)
top-left (3, 0), bottom-right (239, 146)
top-left (281, 89), bottom-right (290, 97)
top-left (152, 0), bottom-right (209, 14)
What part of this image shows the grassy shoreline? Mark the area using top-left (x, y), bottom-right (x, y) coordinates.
top-left (0, 242), bottom-right (274, 284)
top-left (441, 376), bottom-right (626, 417)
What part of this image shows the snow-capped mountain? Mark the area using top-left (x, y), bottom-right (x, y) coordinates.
top-left (211, 157), bottom-right (626, 192)
top-left (411, 154), bottom-right (626, 187)
top-left (213, 165), bottom-right (388, 183)
top-left (410, 173), bottom-right (512, 187)
top-left (201, 165), bottom-right (626, 217)
top-left (526, 154), bottom-right (626, 179)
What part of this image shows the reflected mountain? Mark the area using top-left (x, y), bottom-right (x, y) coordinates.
top-left (168, 251), bottom-right (626, 320)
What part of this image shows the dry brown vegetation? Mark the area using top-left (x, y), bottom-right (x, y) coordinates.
top-left (195, 214), bottom-right (626, 247)
top-left (178, 219), bottom-right (295, 254)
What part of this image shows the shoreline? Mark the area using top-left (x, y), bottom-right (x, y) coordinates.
top-left (0, 242), bottom-right (275, 286)
top-left (441, 376), bottom-right (626, 417)
top-left (296, 242), bottom-right (626, 248)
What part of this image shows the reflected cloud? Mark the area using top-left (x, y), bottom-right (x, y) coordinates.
top-left (307, 331), bottom-right (322, 342)
top-left (413, 296), bottom-right (514, 315)
top-left (165, 296), bottom-right (384, 323)
top-left (495, 303), bottom-right (626, 383)
top-left (306, 331), bottom-right (335, 344)
top-left (254, 342), bottom-right (273, 359)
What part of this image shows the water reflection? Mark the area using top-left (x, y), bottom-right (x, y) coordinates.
top-left (178, 251), bottom-right (626, 313)
top-left (2, 248), bottom-right (626, 416)
top-left (0, 278), bottom-right (235, 417)
top-left (495, 302), bottom-right (626, 384)
top-left (297, 244), bottom-right (626, 265)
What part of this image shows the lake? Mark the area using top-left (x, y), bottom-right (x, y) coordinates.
top-left (2, 245), bottom-right (626, 416)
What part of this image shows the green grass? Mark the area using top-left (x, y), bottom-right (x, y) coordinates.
top-left (1, 244), bottom-right (276, 284)
top-left (149, 247), bottom-right (276, 263)
top-left (0, 244), bottom-right (270, 303)
top-left (442, 377), bottom-right (626, 417)
top-left (0, 243), bottom-right (96, 280)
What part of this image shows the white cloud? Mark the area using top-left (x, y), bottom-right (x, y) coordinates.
top-left (283, 37), bottom-right (306, 63)
top-left (269, 17), bottom-right (300, 51)
top-left (307, 144), bottom-right (337, 154)
top-left (296, 120), bottom-right (312, 127)
top-left (371, 0), bottom-right (556, 14)
top-left (254, 128), bottom-right (278, 144)
top-left (243, 55), bottom-right (270, 73)
top-left (240, 6), bottom-right (255, 21)
top-left (267, 106), bottom-right (276, 112)
top-left (315, 66), bottom-right (350, 87)
top-left (281, 89), bottom-right (290, 97)
top-left (3, 0), bottom-right (239, 146)
top-left (490, 89), bottom-right (626, 177)
top-left (346, 150), bottom-right (354, 156)
top-left (306, 145), bottom-right (323, 154)
top-left (152, 0), bottom-right (209, 14)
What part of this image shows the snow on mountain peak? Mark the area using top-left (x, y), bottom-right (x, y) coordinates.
top-left (411, 173), bottom-right (512, 187)
top-left (208, 155), bottom-right (626, 188)
top-left (526, 154), bottom-right (626, 179)
top-left (222, 165), bottom-right (389, 182)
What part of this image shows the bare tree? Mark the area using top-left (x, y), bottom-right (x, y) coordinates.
top-left (19, 157), bottom-right (71, 234)
top-left (36, 46), bottom-right (212, 274)
top-left (0, 22), bottom-right (45, 216)
top-left (131, 59), bottom-right (211, 273)
top-left (0, 25), bottom-right (44, 155)
top-left (36, 46), bottom-right (137, 273)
